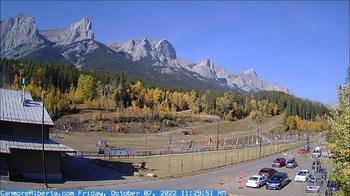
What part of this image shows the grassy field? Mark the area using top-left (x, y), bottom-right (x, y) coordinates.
top-left (52, 115), bottom-right (283, 152)
top-left (95, 141), bottom-right (303, 178)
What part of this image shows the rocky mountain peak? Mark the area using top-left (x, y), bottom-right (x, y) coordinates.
top-left (242, 68), bottom-right (257, 76)
top-left (1, 15), bottom-right (39, 41)
top-left (109, 38), bottom-right (176, 62)
top-left (55, 18), bottom-right (94, 45)
top-left (199, 58), bottom-right (216, 69)
top-left (0, 14), bottom-right (47, 58)
top-left (187, 58), bottom-right (221, 79)
top-left (154, 38), bottom-right (176, 60)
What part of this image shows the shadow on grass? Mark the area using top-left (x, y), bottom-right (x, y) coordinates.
top-left (61, 156), bottom-right (126, 181)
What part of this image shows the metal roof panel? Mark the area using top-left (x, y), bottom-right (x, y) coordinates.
top-left (0, 88), bottom-right (54, 125)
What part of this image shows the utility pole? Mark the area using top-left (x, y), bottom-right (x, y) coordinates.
top-left (216, 118), bottom-right (220, 151)
top-left (41, 93), bottom-right (48, 188)
top-left (168, 135), bottom-right (172, 177)
top-left (216, 118), bottom-right (220, 167)
top-left (144, 125), bottom-right (148, 156)
top-left (259, 119), bottom-right (262, 157)
top-left (191, 134), bottom-right (194, 172)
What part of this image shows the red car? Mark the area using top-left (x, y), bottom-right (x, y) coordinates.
top-left (259, 168), bottom-right (277, 179)
top-left (298, 148), bottom-right (308, 155)
top-left (272, 157), bottom-right (286, 167)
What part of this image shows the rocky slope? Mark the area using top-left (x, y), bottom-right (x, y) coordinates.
top-left (0, 15), bottom-right (51, 59)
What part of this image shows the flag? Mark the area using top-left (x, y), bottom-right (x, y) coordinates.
top-left (179, 139), bottom-right (184, 152)
top-left (222, 137), bottom-right (227, 147)
top-left (235, 138), bottom-right (239, 147)
top-left (167, 139), bottom-right (173, 152)
top-left (208, 138), bottom-right (213, 146)
top-left (201, 136), bottom-right (206, 149)
top-left (189, 140), bottom-right (194, 150)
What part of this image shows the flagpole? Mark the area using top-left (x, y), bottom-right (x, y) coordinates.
top-left (191, 134), bottom-right (194, 172)
top-left (41, 86), bottom-right (48, 188)
top-left (216, 118), bottom-right (219, 151)
top-left (168, 135), bottom-right (172, 177)
top-left (259, 119), bottom-right (262, 157)
top-left (180, 137), bottom-right (184, 174)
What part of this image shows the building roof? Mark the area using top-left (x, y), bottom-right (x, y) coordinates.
top-left (0, 88), bottom-right (54, 126)
top-left (0, 135), bottom-right (75, 154)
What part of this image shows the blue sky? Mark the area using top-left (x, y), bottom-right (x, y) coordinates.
top-left (1, 1), bottom-right (349, 104)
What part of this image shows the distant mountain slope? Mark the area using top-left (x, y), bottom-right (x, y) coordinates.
top-left (21, 46), bottom-right (73, 66)
top-left (0, 14), bottom-right (289, 94)
top-left (112, 38), bottom-right (289, 93)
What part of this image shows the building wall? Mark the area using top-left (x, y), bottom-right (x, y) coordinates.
top-left (0, 121), bottom-right (49, 138)
top-left (7, 149), bottom-right (62, 180)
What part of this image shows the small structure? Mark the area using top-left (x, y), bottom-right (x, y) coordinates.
top-left (0, 88), bottom-right (74, 181)
top-left (96, 140), bottom-right (109, 154)
top-left (96, 141), bottom-right (133, 156)
top-left (132, 160), bottom-right (146, 171)
top-left (104, 147), bottom-right (133, 156)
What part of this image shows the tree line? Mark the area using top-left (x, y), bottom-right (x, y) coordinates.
top-left (0, 58), bottom-right (329, 131)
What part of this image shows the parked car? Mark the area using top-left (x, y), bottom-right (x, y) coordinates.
top-left (286, 158), bottom-right (298, 168)
top-left (304, 143), bottom-right (311, 152)
top-left (294, 170), bottom-right (310, 182)
top-left (326, 180), bottom-right (340, 195)
top-left (272, 157), bottom-right (286, 167)
top-left (312, 147), bottom-right (322, 158)
top-left (323, 150), bottom-right (336, 159)
top-left (315, 167), bottom-right (327, 180)
top-left (305, 175), bottom-right (323, 193)
top-left (246, 175), bottom-right (267, 188)
top-left (266, 172), bottom-right (290, 190)
top-left (259, 168), bottom-right (277, 179)
top-left (298, 148), bottom-right (308, 155)
top-left (312, 159), bottom-right (322, 170)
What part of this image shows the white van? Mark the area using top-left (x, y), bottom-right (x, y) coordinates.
top-left (312, 147), bottom-right (322, 158)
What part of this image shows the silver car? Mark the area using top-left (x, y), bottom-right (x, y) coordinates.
top-left (286, 158), bottom-right (298, 168)
top-left (305, 175), bottom-right (323, 193)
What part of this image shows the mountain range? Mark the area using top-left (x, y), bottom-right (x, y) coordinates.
top-left (0, 15), bottom-right (289, 93)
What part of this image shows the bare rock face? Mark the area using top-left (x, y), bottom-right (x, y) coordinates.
top-left (186, 59), bottom-right (289, 93)
top-left (41, 18), bottom-right (101, 66)
top-left (109, 38), bottom-right (176, 63)
top-left (40, 18), bottom-right (93, 45)
top-left (227, 68), bottom-right (289, 93)
top-left (54, 18), bottom-right (94, 45)
top-left (110, 37), bottom-right (289, 93)
top-left (0, 15), bottom-right (48, 59)
top-left (40, 29), bottom-right (65, 43)
top-left (187, 59), bottom-right (221, 79)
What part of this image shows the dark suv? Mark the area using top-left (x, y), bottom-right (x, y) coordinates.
top-left (312, 160), bottom-right (322, 170)
top-left (259, 168), bottom-right (277, 179)
top-left (266, 172), bottom-right (291, 190)
top-left (315, 167), bottom-right (327, 180)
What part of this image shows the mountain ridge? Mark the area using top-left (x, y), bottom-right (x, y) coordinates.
top-left (0, 15), bottom-right (289, 94)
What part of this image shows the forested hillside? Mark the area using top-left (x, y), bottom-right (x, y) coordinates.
top-left (0, 58), bottom-right (328, 132)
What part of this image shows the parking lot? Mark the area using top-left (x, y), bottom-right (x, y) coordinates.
top-left (71, 143), bottom-right (332, 196)
top-left (229, 147), bottom-right (331, 196)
